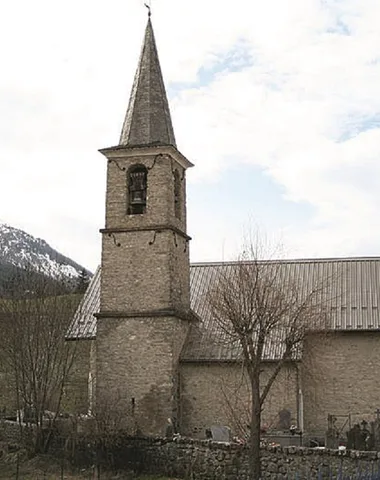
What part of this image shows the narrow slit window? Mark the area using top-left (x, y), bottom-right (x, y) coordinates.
top-left (128, 165), bottom-right (147, 215)
top-left (174, 169), bottom-right (181, 219)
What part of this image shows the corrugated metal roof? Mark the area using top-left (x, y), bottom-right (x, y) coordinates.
top-left (67, 266), bottom-right (100, 339)
top-left (68, 258), bottom-right (380, 359)
top-left (182, 258), bottom-right (380, 361)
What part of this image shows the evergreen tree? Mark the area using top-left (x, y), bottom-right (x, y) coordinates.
top-left (76, 268), bottom-right (90, 293)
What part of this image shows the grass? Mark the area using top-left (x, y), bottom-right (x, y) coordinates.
top-left (0, 453), bottom-right (178, 480)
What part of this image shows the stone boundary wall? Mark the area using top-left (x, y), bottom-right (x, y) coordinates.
top-left (84, 436), bottom-right (380, 480)
top-left (0, 420), bottom-right (22, 444)
top-left (2, 423), bottom-right (380, 479)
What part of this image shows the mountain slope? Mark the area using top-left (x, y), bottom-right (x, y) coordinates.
top-left (0, 223), bottom-right (91, 290)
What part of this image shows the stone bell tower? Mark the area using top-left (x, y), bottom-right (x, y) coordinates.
top-left (96, 15), bottom-right (193, 435)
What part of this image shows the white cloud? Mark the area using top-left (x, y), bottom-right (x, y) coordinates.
top-left (174, 0), bottom-right (380, 259)
top-left (0, 0), bottom-right (379, 269)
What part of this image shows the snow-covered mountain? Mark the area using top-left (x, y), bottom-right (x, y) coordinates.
top-left (0, 223), bottom-right (91, 284)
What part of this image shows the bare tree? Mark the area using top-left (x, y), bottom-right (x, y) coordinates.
top-left (64, 385), bottom-right (136, 472)
top-left (208, 240), bottom-right (332, 480)
top-left (0, 265), bottom-right (81, 453)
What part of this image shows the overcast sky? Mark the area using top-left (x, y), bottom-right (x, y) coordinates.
top-left (1, 0), bottom-right (380, 272)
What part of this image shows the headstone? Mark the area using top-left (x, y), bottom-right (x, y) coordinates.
top-left (210, 425), bottom-right (231, 442)
top-left (278, 409), bottom-right (291, 430)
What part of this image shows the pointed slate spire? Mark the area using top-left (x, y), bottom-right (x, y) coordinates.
top-left (119, 17), bottom-right (177, 148)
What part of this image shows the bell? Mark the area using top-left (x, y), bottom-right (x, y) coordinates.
top-left (131, 190), bottom-right (144, 205)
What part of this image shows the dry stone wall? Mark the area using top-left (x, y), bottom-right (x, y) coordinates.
top-left (0, 421), bottom-right (21, 444)
top-left (80, 436), bottom-right (380, 480)
top-left (2, 424), bottom-right (380, 479)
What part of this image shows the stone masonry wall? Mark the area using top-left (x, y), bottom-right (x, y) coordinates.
top-left (0, 367), bottom-right (17, 416)
top-left (180, 362), bottom-right (298, 438)
top-left (81, 436), bottom-right (380, 480)
top-left (96, 316), bottom-right (189, 436)
top-left (0, 421), bottom-right (22, 444)
top-left (104, 150), bottom-right (188, 235)
top-left (301, 331), bottom-right (380, 437)
top-left (101, 151), bottom-right (191, 314)
top-left (62, 340), bottom-right (93, 414)
top-left (98, 147), bottom-right (192, 437)
top-left (101, 230), bottom-right (189, 313)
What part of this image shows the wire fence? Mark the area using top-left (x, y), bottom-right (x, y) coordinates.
top-left (1, 452), bottom-right (120, 480)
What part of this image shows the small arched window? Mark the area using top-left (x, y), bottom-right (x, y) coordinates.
top-left (128, 165), bottom-right (147, 215)
top-left (174, 169), bottom-right (181, 219)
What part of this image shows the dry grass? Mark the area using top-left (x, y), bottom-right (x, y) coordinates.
top-left (0, 453), bottom-right (178, 480)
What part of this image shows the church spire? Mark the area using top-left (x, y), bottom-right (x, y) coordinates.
top-left (119, 17), bottom-right (176, 148)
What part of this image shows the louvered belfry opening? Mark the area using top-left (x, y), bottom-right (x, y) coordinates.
top-left (128, 165), bottom-right (148, 215)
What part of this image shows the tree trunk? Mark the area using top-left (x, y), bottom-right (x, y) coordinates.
top-left (249, 376), bottom-right (262, 480)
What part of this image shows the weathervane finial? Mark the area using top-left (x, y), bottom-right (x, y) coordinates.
top-left (144, 1), bottom-right (151, 17)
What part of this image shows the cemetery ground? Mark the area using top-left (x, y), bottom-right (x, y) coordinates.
top-left (0, 452), bottom-right (177, 480)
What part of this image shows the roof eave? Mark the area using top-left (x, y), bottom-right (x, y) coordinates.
top-left (99, 143), bottom-right (194, 170)
top-left (179, 358), bottom-right (301, 364)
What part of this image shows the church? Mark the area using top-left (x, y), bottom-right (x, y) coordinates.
top-left (69, 14), bottom-right (380, 443)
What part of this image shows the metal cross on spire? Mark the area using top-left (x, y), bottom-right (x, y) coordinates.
top-left (144, 1), bottom-right (152, 17)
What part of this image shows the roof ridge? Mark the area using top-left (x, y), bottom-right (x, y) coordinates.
top-left (190, 256), bottom-right (380, 267)
top-left (88, 256), bottom-right (380, 273)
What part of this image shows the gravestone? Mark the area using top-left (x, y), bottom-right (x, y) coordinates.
top-left (278, 409), bottom-right (291, 431)
top-left (210, 425), bottom-right (231, 442)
